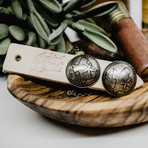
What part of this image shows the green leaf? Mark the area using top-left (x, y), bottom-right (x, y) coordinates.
top-left (37, 0), bottom-right (62, 13)
top-left (70, 22), bottom-right (85, 32)
top-left (55, 35), bottom-right (65, 53)
top-left (77, 20), bottom-right (108, 35)
top-left (63, 0), bottom-right (85, 14)
top-left (48, 23), bottom-right (67, 45)
top-left (41, 12), bottom-right (59, 28)
top-left (82, 29), bottom-right (117, 53)
top-left (38, 36), bottom-right (47, 49)
top-left (31, 9), bottom-right (50, 42)
top-left (26, 0), bottom-right (35, 13)
top-left (66, 10), bottom-right (94, 23)
top-left (0, 24), bottom-right (9, 40)
top-left (35, 4), bottom-right (59, 27)
top-left (32, 43), bottom-right (38, 47)
top-left (11, 0), bottom-right (24, 20)
top-left (80, 0), bottom-right (97, 9)
top-left (0, 0), bottom-right (3, 5)
top-left (0, 6), bottom-right (13, 15)
top-left (74, 1), bottom-right (118, 21)
top-left (9, 25), bottom-right (25, 41)
top-left (25, 32), bottom-right (36, 46)
top-left (48, 32), bottom-right (63, 46)
top-left (0, 38), bottom-right (11, 55)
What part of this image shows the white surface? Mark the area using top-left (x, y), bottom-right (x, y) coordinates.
top-left (129, 0), bottom-right (142, 29)
top-left (1, 75), bottom-right (148, 148)
top-left (65, 27), bottom-right (80, 42)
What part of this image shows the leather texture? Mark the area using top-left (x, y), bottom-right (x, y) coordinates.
top-left (3, 43), bottom-right (143, 91)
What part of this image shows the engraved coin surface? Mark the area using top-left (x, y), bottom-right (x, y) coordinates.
top-left (66, 55), bottom-right (100, 88)
top-left (102, 61), bottom-right (137, 97)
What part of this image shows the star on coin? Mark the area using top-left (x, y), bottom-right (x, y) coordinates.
top-left (102, 61), bottom-right (137, 97)
top-left (66, 55), bottom-right (100, 88)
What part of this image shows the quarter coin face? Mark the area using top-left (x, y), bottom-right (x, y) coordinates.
top-left (66, 55), bottom-right (100, 88)
top-left (102, 61), bottom-right (137, 97)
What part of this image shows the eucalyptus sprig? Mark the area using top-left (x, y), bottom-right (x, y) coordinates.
top-left (0, 0), bottom-right (118, 69)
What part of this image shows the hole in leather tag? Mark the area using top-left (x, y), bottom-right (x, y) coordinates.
top-left (15, 55), bottom-right (22, 62)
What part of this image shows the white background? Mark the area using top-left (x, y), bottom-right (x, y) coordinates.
top-left (1, 1), bottom-right (147, 148)
top-left (130, 0), bottom-right (142, 29)
top-left (1, 75), bottom-right (148, 148)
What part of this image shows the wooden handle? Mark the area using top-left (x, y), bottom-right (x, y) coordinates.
top-left (111, 18), bottom-right (148, 81)
top-left (7, 74), bottom-right (148, 127)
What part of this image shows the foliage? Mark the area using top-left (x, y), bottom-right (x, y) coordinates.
top-left (0, 0), bottom-right (118, 68)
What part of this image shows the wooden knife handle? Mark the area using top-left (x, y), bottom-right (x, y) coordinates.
top-left (111, 17), bottom-right (148, 81)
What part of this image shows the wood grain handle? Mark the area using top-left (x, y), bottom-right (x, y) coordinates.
top-left (111, 17), bottom-right (148, 81)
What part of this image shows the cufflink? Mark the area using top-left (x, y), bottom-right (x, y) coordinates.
top-left (102, 61), bottom-right (137, 97)
top-left (66, 55), bottom-right (137, 97)
top-left (66, 54), bottom-right (101, 88)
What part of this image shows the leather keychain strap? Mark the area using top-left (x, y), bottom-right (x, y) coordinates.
top-left (3, 43), bottom-right (143, 91)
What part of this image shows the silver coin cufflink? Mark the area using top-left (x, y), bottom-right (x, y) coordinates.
top-left (102, 61), bottom-right (137, 97)
top-left (66, 54), bottom-right (101, 88)
top-left (66, 55), bottom-right (137, 97)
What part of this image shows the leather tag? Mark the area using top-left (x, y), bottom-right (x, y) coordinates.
top-left (3, 43), bottom-right (143, 91)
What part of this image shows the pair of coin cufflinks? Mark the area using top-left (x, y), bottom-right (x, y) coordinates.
top-left (66, 54), bottom-right (137, 97)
